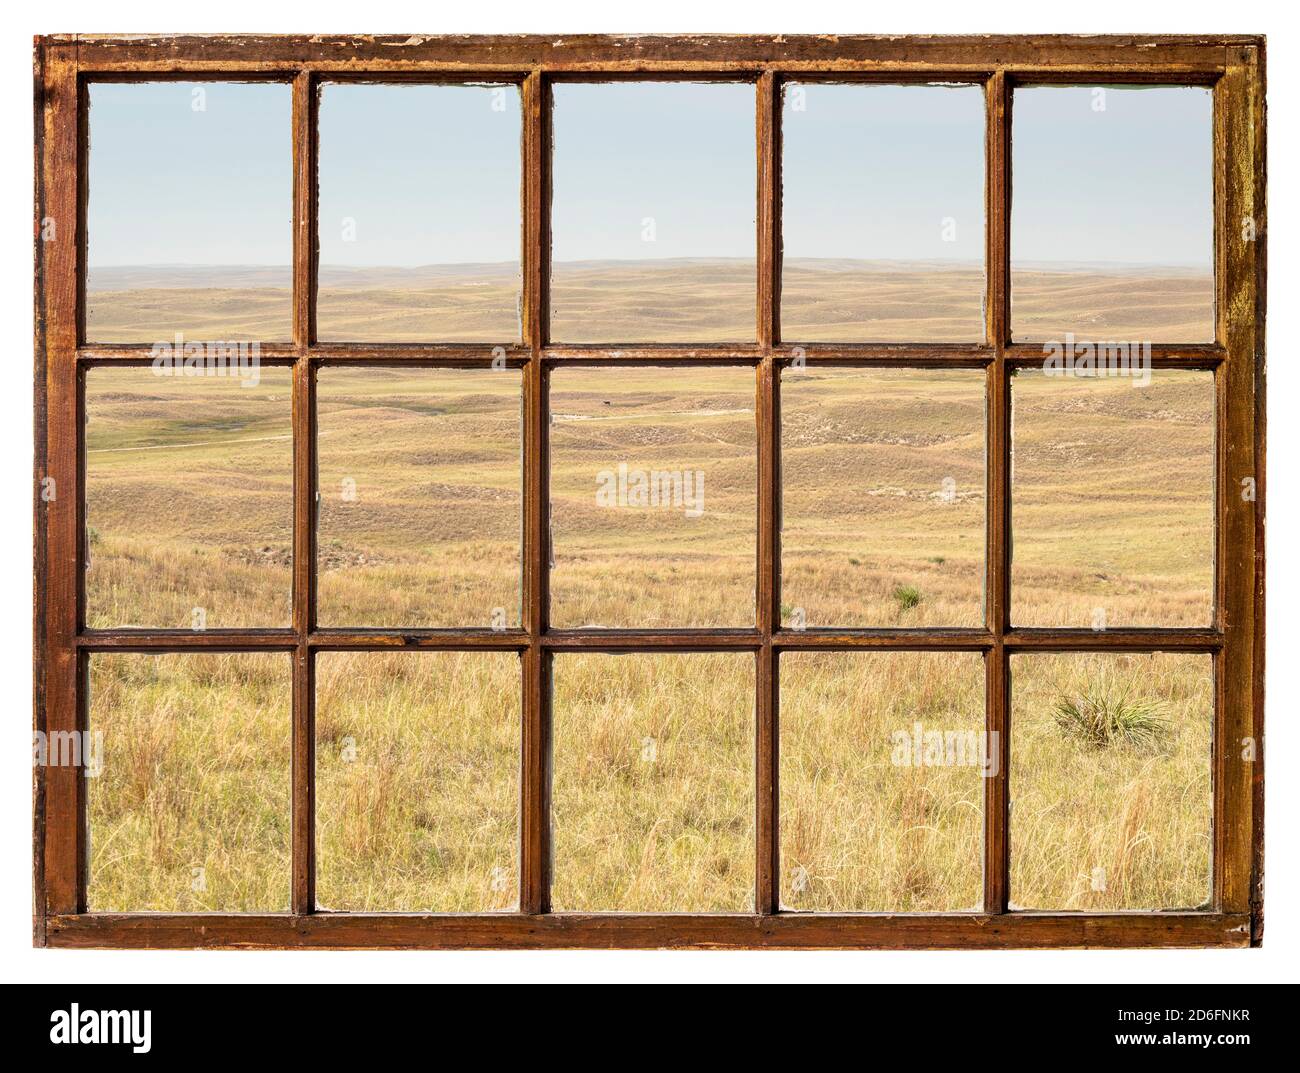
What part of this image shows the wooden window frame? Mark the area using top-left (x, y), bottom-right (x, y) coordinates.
top-left (33, 33), bottom-right (1266, 950)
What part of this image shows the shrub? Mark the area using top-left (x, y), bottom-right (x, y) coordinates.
top-left (893, 584), bottom-right (921, 612)
top-left (1053, 690), bottom-right (1171, 750)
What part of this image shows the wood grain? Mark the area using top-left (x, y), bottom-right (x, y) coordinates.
top-left (33, 33), bottom-right (1265, 950)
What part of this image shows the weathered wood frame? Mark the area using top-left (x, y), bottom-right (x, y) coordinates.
top-left (34, 34), bottom-right (1266, 950)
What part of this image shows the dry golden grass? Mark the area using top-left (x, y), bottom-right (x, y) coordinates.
top-left (551, 652), bottom-right (755, 912)
top-left (781, 651), bottom-right (985, 911)
top-left (550, 365), bottom-right (756, 628)
top-left (87, 653), bottom-right (291, 912)
top-left (1009, 652), bottom-right (1212, 910)
top-left (1011, 266), bottom-right (1214, 343)
top-left (782, 260), bottom-right (985, 342)
top-left (316, 368), bottom-right (523, 628)
top-left (1011, 369), bottom-right (1214, 627)
top-left (85, 260), bottom-right (1212, 344)
top-left (82, 265), bottom-right (1217, 913)
top-left (315, 651), bottom-right (521, 912)
top-left (782, 368), bottom-right (985, 627)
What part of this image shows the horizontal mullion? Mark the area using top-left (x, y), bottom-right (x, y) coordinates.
top-left (77, 345), bottom-right (298, 365)
top-left (77, 630), bottom-right (297, 651)
top-left (1004, 628), bottom-right (1223, 651)
top-left (776, 630), bottom-right (993, 650)
top-left (1004, 343), bottom-right (1227, 368)
top-left (311, 344), bottom-right (530, 366)
top-left (75, 344), bottom-right (1226, 368)
top-left (47, 911), bottom-right (1249, 950)
top-left (542, 630), bottom-right (761, 650)
top-left (776, 628), bottom-right (1223, 651)
top-left (775, 344), bottom-right (992, 367)
top-left (76, 627), bottom-right (1223, 652)
top-left (543, 346), bottom-right (764, 364)
top-left (309, 630), bottom-right (528, 651)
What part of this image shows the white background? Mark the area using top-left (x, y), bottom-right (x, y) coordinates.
top-left (1, 0), bottom-right (1294, 986)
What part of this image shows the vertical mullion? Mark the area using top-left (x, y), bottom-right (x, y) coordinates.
top-left (983, 71), bottom-right (1012, 914)
top-left (755, 70), bottom-right (780, 914)
top-left (290, 70), bottom-right (317, 915)
top-left (40, 45), bottom-right (84, 918)
top-left (521, 69), bottom-right (550, 914)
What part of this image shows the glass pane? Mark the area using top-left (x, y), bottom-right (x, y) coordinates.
top-left (85, 366), bottom-right (293, 629)
top-left (316, 367), bottom-right (523, 628)
top-left (86, 82), bottom-right (292, 342)
top-left (1009, 652), bottom-right (1212, 910)
top-left (550, 82), bottom-right (756, 342)
top-left (1011, 85), bottom-right (1213, 343)
top-left (781, 83), bottom-right (985, 342)
top-left (86, 653), bottom-right (291, 911)
top-left (315, 651), bottom-right (521, 911)
top-left (550, 652), bottom-right (755, 912)
top-left (781, 652), bottom-right (985, 911)
top-left (781, 368), bottom-right (985, 628)
top-left (549, 366), bottom-right (756, 628)
top-left (317, 83), bottom-right (522, 342)
top-left (1011, 368), bottom-right (1214, 627)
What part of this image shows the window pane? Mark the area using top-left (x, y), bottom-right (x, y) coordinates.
top-left (1011, 368), bottom-right (1214, 627)
top-left (315, 651), bottom-right (520, 911)
top-left (781, 651), bottom-right (985, 911)
top-left (781, 83), bottom-right (985, 342)
top-left (551, 652), bottom-right (755, 912)
top-left (550, 82), bottom-right (756, 342)
top-left (317, 83), bottom-right (521, 342)
top-left (86, 653), bottom-right (290, 911)
top-left (87, 82), bottom-right (292, 342)
top-left (781, 368), bottom-right (985, 627)
top-left (1009, 652), bottom-right (1212, 910)
top-left (85, 366), bottom-right (293, 629)
top-left (549, 366), bottom-right (756, 628)
top-left (1011, 86), bottom-right (1213, 343)
top-left (316, 367), bottom-right (522, 628)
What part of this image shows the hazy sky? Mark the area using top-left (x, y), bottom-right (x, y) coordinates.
top-left (550, 82), bottom-right (755, 263)
top-left (318, 83), bottom-right (521, 267)
top-left (782, 83), bottom-right (985, 263)
top-left (88, 82), bottom-right (292, 267)
top-left (1012, 85), bottom-right (1212, 268)
top-left (88, 79), bottom-right (1212, 271)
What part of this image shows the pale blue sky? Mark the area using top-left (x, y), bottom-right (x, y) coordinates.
top-left (318, 83), bottom-right (521, 267)
top-left (551, 81), bottom-right (756, 263)
top-left (87, 80), bottom-right (1213, 271)
top-left (88, 82), bottom-right (292, 267)
top-left (782, 83), bottom-right (985, 263)
top-left (1012, 85), bottom-right (1212, 268)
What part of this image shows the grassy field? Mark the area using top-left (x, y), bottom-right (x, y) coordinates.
top-left (85, 259), bottom-right (1213, 343)
top-left (81, 263), bottom-right (1216, 913)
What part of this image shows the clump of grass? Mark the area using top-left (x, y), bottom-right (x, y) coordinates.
top-left (928, 556), bottom-right (945, 565)
top-left (893, 584), bottom-right (921, 612)
top-left (1053, 689), bottom-right (1171, 750)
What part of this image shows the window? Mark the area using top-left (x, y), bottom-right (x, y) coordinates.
top-left (35, 35), bottom-right (1264, 950)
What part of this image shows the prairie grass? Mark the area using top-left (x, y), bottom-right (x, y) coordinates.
top-left (781, 652), bottom-right (985, 911)
top-left (315, 651), bottom-right (521, 911)
top-left (82, 265), bottom-right (1217, 912)
top-left (551, 652), bottom-right (755, 912)
top-left (1009, 652), bottom-right (1212, 911)
top-left (87, 653), bottom-right (291, 912)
